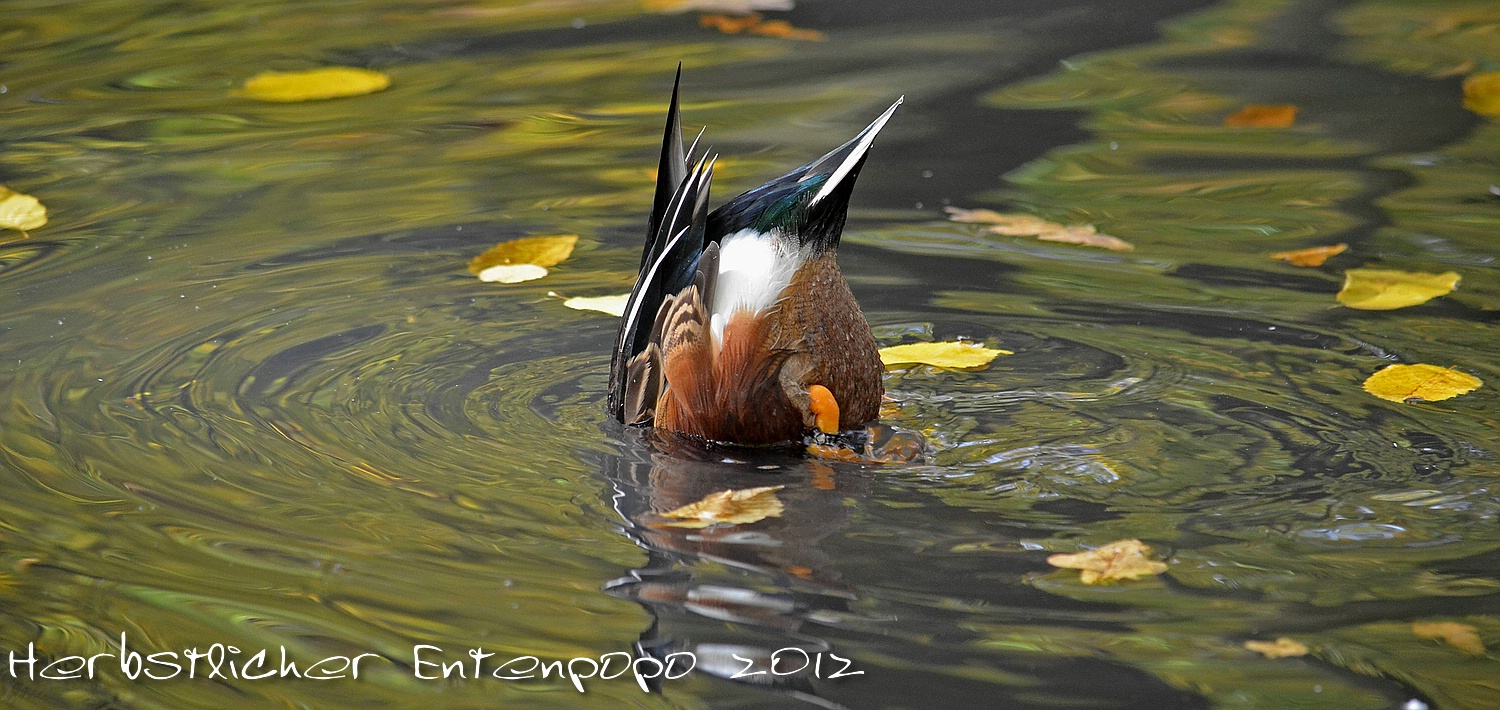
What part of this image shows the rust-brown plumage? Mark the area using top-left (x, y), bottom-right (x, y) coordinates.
top-left (608, 69), bottom-right (898, 447)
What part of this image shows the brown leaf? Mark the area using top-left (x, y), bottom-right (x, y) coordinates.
top-left (1046, 539), bottom-right (1169, 584)
top-left (653, 486), bottom-right (785, 528)
top-left (1244, 638), bottom-right (1310, 658)
top-left (1270, 243), bottom-right (1347, 267)
top-left (943, 206), bottom-right (1133, 251)
top-left (1411, 621), bottom-right (1486, 655)
top-left (1225, 104), bottom-right (1298, 127)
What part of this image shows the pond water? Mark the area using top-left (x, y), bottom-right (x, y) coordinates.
top-left (2, 0), bottom-right (1497, 708)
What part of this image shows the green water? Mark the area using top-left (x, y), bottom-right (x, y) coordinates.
top-left (1, 0), bottom-right (1496, 708)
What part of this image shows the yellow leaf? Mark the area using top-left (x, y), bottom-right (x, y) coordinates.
top-left (469, 235), bottom-right (578, 275)
top-left (1411, 621), bottom-right (1486, 656)
top-left (1244, 638), bottom-right (1310, 658)
top-left (478, 264), bottom-right (548, 283)
top-left (240, 67), bottom-right (391, 103)
top-left (1463, 71), bottom-right (1500, 117)
top-left (563, 293), bottom-right (629, 316)
top-left (1046, 539), bottom-right (1169, 584)
top-left (1362, 364), bottom-right (1482, 404)
top-left (944, 206), bottom-right (1132, 251)
top-left (1270, 243), bottom-right (1347, 267)
top-left (0, 186), bottom-right (47, 232)
top-left (1225, 104), bottom-right (1298, 127)
top-left (653, 486), bottom-right (785, 528)
top-left (1337, 268), bottom-right (1460, 310)
top-left (879, 341), bottom-right (1012, 369)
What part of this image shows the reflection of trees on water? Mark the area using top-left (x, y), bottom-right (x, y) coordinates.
top-left (599, 437), bottom-right (872, 709)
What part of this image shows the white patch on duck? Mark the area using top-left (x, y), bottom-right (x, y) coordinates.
top-left (709, 228), bottom-right (805, 348)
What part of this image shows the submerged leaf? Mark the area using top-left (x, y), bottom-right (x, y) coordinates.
top-left (563, 293), bottom-right (629, 316)
top-left (478, 264), bottom-right (548, 283)
top-left (469, 235), bottom-right (578, 276)
top-left (879, 341), bottom-right (1012, 369)
top-left (1224, 104), bottom-right (1298, 127)
top-left (944, 206), bottom-right (1132, 251)
top-left (653, 486), bottom-right (785, 528)
top-left (240, 67), bottom-right (391, 102)
top-left (1244, 638), bottom-right (1310, 658)
top-left (1362, 364), bottom-right (1482, 404)
top-left (1337, 268), bottom-right (1460, 310)
top-left (1411, 621), bottom-right (1486, 655)
top-left (1046, 539), bottom-right (1169, 584)
top-left (1270, 243), bottom-right (1347, 267)
top-left (1462, 71), bottom-right (1500, 117)
top-left (0, 186), bottom-right (47, 232)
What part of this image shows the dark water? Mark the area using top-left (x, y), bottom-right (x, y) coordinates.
top-left (2, 0), bottom-right (1497, 708)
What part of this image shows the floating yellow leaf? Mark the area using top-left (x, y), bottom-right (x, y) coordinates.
top-left (879, 341), bottom-right (1011, 370)
top-left (944, 206), bottom-right (1132, 251)
top-left (240, 67), bottom-right (391, 103)
top-left (563, 293), bottom-right (629, 316)
top-left (0, 186), bottom-right (47, 232)
top-left (1046, 539), bottom-right (1169, 584)
top-left (1337, 268), bottom-right (1460, 310)
top-left (1225, 104), bottom-right (1298, 127)
top-left (1270, 243), bottom-right (1346, 267)
top-left (1411, 621), bottom-right (1486, 656)
top-left (1244, 638), bottom-right (1310, 658)
top-left (653, 486), bottom-right (785, 529)
top-left (468, 234), bottom-right (578, 279)
top-left (1362, 364), bottom-right (1482, 404)
top-left (1462, 71), bottom-right (1500, 117)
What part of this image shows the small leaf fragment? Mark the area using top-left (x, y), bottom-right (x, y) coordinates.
top-left (1411, 621), bottom-right (1486, 656)
top-left (699, 12), bottom-right (822, 40)
top-left (944, 206), bottom-right (1132, 251)
top-left (1462, 71), bottom-right (1500, 117)
top-left (1362, 364), bottom-right (1481, 404)
top-left (0, 186), bottom-right (47, 232)
top-left (563, 293), bottom-right (629, 316)
top-left (1225, 104), bottom-right (1298, 127)
top-left (1337, 268), bottom-right (1460, 310)
top-left (469, 234), bottom-right (578, 275)
top-left (653, 486), bottom-right (785, 529)
top-left (879, 341), bottom-right (1011, 369)
top-left (1270, 243), bottom-right (1346, 267)
top-left (240, 67), bottom-right (391, 103)
top-left (1046, 539), bottom-right (1169, 584)
top-left (643, 0), bottom-right (794, 13)
top-left (478, 264), bottom-right (548, 283)
top-left (1244, 638), bottom-right (1310, 658)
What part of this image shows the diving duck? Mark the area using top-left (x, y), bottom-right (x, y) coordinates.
top-left (608, 70), bottom-right (900, 446)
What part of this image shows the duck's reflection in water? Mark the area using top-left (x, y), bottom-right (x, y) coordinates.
top-left (601, 437), bottom-right (876, 709)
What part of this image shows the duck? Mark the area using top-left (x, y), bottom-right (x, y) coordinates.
top-left (607, 68), bottom-right (900, 446)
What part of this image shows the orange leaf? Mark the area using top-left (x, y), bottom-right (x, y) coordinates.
top-left (1412, 621), bottom-right (1486, 655)
top-left (750, 19), bottom-right (823, 40)
top-left (1270, 243), bottom-right (1347, 267)
top-left (700, 12), bottom-right (761, 33)
top-left (1244, 638), bottom-right (1310, 658)
top-left (1225, 104), bottom-right (1298, 128)
top-left (1046, 539), bottom-right (1169, 584)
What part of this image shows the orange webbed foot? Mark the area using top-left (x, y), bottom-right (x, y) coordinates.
top-left (808, 384), bottom-right (840, 435)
